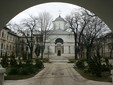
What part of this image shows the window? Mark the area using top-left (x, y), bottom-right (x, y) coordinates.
top-left (7, 35), bottom-right (8, 40)
top-left (7, 45), bottom-right (8, 50)
top-left (1, 43), bottom-right (3, 49)
top-left (10, 45), bottom-right (11, 50)
top-left (55, 38), bottom-right (63, 44)
top-left (2, 31), bottom-right (4, 37)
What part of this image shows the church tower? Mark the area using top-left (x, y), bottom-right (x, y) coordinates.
top-left (44, 15), bottom-right (74, 58)
top-left (53, 15), bottom-right (67, 30)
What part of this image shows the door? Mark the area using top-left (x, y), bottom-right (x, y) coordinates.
top-left (57, 50), bottom-right (61, 56)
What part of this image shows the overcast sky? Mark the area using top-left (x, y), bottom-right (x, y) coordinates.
top-left (8, 2), bottom-right (81, 24)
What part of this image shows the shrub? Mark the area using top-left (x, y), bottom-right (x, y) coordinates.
top-left (18, 67), bottom-right (30, 75)
top-left (9, 53), bottom-right (17, 67)
top-left (8, 67), bottom-right (18, 75)
top-left (8, 63), bottom-right (36, 75)
top-left (43, 58), bottom-right (49, 63)
top-left (35, 59), bottom-right (44, 69)
top-left (101, 64), bottom-right (112, 72)
top-left (7, 59), bottom-right (44, 76)
top-left (76, 60), bottom-right (85, 69)
top-left (83, 67), bottom-right (90, 73)
top-left (10, 59), bottom-right (17, 67)
top-left (1, 53), bottom-right (9, 67)
top-left (87, 57), bottom-right (102, 77)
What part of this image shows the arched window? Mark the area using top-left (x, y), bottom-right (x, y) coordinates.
top-left (2, 31), bottom-right (4, 37)
top-left (1, 43), bottom-right (3, 49)
top-left (55, 38), bottom-right (63, 44)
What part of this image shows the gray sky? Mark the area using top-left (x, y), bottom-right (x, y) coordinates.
top-left (8, 2), bottom-right (81, 24)
top-left (8, 2), bottom-right (111, 33)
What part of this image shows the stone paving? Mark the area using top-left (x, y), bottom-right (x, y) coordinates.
top-left (4, 63), bottom-right (112, 85)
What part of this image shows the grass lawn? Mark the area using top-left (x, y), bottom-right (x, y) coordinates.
top-left (74, 67), bottom-right (112, 82)
top-left (5, 68), bottom-right (43, 80)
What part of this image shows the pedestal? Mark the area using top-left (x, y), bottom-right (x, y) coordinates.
top-left (0, 67), bottom-right (5, 85)
top-left (111, 70), bottom-right (113, 84)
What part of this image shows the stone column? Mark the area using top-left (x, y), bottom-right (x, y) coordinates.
top-left (0, 66), bottom-right (5, 85)
top-left (111, 70), bottom-right (113, 84)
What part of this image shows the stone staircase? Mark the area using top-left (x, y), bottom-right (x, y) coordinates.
top-left (49, 56), bottom-right (69, 63)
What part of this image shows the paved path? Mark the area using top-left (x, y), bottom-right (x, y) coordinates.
top-left (4, 63), bottom-right (112, 85)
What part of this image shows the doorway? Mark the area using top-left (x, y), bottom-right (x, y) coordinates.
top-left (57, 50), bottom-right (61, 56)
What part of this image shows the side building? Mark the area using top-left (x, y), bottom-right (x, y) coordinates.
top-left (0, 27), bottom-right (19, 57)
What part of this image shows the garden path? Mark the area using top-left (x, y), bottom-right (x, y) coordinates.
top-left (4, 63), bottom-right (112, 85)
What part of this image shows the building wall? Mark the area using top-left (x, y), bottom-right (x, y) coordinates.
top-left (53, 21), bottom-right (66, 30)
top-left (44, 31), bottom-right (75, 57)
top-left (0, 28), bottom-right (19, 57)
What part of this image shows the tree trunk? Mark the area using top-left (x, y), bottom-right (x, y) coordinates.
top-left (86, 47), bottom-right (91, 60)
top-left (109, 46), bottom-right (113, 58)
top-left (74, 32), bottom-right (78, 60)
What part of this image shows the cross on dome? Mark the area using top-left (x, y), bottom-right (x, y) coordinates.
top-left (58, 10), bottom-right (61, 17)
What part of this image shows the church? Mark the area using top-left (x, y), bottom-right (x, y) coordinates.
top-left (44, 15), bottom-right (75, 57)
top-left (0, 15), bottom-right (75, 59)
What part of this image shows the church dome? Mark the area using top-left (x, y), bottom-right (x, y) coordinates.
top-left (54, 15), bottom-right (65, 21)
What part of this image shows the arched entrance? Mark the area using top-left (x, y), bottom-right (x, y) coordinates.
top-left (55, 38), bottom-right (64, 56)
top-left (0, 1), bottom-right (113, 31)
top-left (56, 43), bottom-right (64, 56)
top-left (58, 50), bottom-right (61, 56)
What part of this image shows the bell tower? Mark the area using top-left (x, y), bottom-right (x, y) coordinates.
top-left (53, 15), bottom-right (66, 30)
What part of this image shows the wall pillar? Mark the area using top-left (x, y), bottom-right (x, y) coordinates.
top-left (0, 66), bottom-right (5, 85)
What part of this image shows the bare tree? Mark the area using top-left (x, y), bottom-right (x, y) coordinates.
top-left (37, 12), bottom-right (52, 60)
top-left (65, 9), bottom-right (95, 59)
top-left (7, 15), bottom-right (38, 63)
top-left (82, 15), bottom-right (109, 77)
top-left (7, 12), bottom-right (52, 62)
top-left (66, 12), bottom-right (80, 59)
top-left (103, 32), bottom-right (113, 58)
top-left (83, 16), bottom-right (106, 59)
top-left (66, 8), bottom-right (110, 76)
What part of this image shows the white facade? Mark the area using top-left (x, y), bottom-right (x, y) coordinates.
top-left (44, 15), bottom-right (75, 57)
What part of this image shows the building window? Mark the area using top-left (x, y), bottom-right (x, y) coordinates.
top-left (55, 38), bottom-right (63, 44)
top-left (1, 43), bottom-right (3, 49)
top-left (7, 45), bottom-right (8, 50)
top-left (2, 31), bottom-right (4, 37)
top-left (1, 51), bottom-right (2, 56)
top-left (26, 46), bottom-right (28, 51)
top-left (7, 35), bottom-right (8, 40)
top-left (10, 45), bottom-right (11, 50)
top-left (69, 46), bottom-right (70, 54)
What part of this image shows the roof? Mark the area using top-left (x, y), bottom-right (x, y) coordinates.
top-left (48, 29), bottom-right (73, 35)
top-left (54, 15), bottom-right (66, 22)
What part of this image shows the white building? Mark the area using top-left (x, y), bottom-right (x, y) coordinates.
top-left (44, 15), bottom-right (75, 57)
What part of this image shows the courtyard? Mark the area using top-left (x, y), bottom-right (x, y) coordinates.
top-left (4, 62), bottom-right (112, 85)
top-left (0, 2), bottom-right (113, 85)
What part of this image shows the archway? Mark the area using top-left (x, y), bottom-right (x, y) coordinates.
top-left (0, 1), bottom-right (113, 31)
top-left (55, 38), bottom-right (64, 56)
top-left (0, 2), bottom-right (112, 83)
top-left (55, 38), bottom-right (64, 44)
top-left (1, 2), bottom-right (111, 59)
top-left (57, 50), bottom-right (61, 56)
